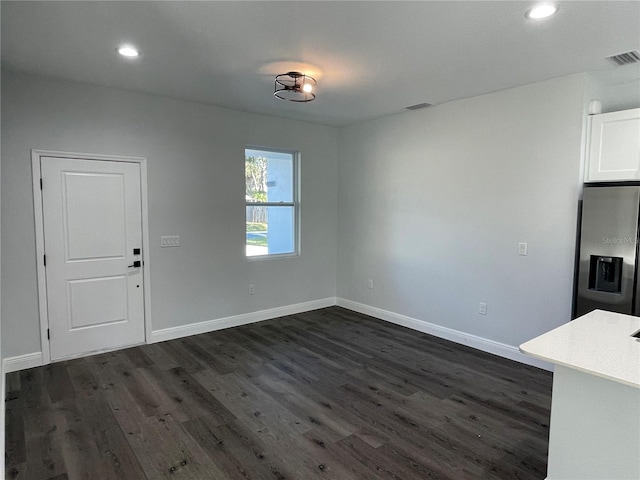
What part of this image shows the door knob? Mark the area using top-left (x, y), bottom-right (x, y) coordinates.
top-left (128, 260), bottom-right (141, 268)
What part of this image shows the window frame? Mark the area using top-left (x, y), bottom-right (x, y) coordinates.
top-left (245, 146), bottom-right (300, 260)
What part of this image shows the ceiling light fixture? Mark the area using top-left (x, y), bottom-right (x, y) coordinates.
top-left (117, 45), bottom-right (140, 58)
top-left (526, 4), bottom-right (558, 19)
top-left (274, 71), bottom-right (316, 102)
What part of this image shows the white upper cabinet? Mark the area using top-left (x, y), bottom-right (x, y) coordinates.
top-left (585, 108), bottom-right (640, 182)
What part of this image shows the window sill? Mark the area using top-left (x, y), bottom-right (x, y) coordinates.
top-left (246, 252), bottom-right (299, 261)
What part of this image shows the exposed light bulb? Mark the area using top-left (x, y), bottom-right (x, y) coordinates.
top-left (302, 83), bottom-right (313, 93)
top-left (117, 45), bottom-right (140, 58)
top-left (526, 4), bottom-right (558, 19)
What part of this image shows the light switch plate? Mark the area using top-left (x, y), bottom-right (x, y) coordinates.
top-left (161, 235), bottom-right (180, 247)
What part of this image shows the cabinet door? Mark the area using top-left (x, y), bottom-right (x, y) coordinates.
top-left (586, 108), bottom-right (640, 182)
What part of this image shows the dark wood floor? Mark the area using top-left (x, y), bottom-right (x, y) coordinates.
top-left (5, 307), bottom-right (553, 480)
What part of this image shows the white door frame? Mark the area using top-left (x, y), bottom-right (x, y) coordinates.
top-left (32, 149), bottom-right (152, 364)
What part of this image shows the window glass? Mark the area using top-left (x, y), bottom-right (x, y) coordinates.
top-left (245, 148), bottom-right (297, 257)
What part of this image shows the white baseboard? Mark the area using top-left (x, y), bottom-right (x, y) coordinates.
top-left (150, 297), bottom-right (337, 344)
top-left (2, 298), bottom-right (551, 373)
top-left (3, 351), bottom-right (44, 373)
top-left (336, 298), bottom-right (554, 372)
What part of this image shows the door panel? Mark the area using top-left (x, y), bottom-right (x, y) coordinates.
top-left (67, 276), bottom-right (128, 329)
top-left (41, 157), bottom-right (145, 360)
top-left (64, 172), bottom-right (127, 261)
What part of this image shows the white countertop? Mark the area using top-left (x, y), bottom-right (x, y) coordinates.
top-left (520, 310), bottom-right (640, 388)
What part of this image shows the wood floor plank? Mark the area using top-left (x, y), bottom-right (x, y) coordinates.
top-left (299, 431), bottom-right (387, 480)
top-left (193, 370), bottom-right (311, 439)
top-left (182, 416), bottom-right (271, 480)
top-left (133, 367), bottom-right (203, 423)
top-left (43, 362), bottom-right (75, 404)
top-left (4, 382), bottom-right (26, 467)
top-left (336, 433), bottom-right (458, 480)
top-left (55, 393), bottom-right (147, 480)
top-left (136, 343), bottom-right (180, 371)
top-left (5, 371), bottom-right (21, 395)
top-left (131, 414), bottom-right (228, 479)
top-left (17, 368), bottom-right (70, 479)
top-left (122, 345), bottom-right (155, 368)
top-left (19, 407), bottom-right (67, 480)
top-left (251, 373), bottom-right (354, 443)
top-left (179, 337), bottom-right (235, 375)
top-left (5, 306), bottom-right (552, 480)
top-left (160, 366), bottom-right (239, 425)
top-left (258, 362), bottom-right (391, 448)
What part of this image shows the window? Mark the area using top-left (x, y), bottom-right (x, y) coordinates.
top-left (245, 147), bottom-right (298, 257)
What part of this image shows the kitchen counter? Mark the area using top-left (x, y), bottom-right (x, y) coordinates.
top-left (520, 309), bottom-right (640, 388)
top-left (520, 310), bottom-right (640, 480)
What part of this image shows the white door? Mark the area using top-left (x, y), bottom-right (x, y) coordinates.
top-left (41, 157), bottom-right (145, 361)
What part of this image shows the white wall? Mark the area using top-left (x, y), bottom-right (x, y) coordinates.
top-left (587, 66), bottom-right (640, 113)
top-left (1, 70), bottom-right (338, 359)
top-left (337, 74), bottom-right (587, 350)
top-left (0, 69), bottom-right (611, 365)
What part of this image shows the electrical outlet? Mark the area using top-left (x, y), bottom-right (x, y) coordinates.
top-left (248, 284), bottom-right (255, 295)
top-left (478, 302), bottom-right (487, 315)
top-left (367, 279), bottom-right (374, 290)
top-left (518, 242), bottom-right (528, 256)
top-left (161, 235), bottom-right (181, 247)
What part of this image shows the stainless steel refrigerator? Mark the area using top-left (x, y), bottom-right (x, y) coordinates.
top-left (575, 185), bottom-right (640, 318)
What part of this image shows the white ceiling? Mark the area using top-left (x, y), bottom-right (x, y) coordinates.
top-left (2, 1), bottom-right (639, 126)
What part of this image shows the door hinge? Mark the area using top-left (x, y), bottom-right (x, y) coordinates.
top-left (40, 178), bottom-right (43, 190)
top-left (43, 254), bottom-right (47, 266)
top-left (47, 329), bottom-right (50, 340)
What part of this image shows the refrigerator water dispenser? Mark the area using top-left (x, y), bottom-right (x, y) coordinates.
top-left (589, 255), bottom-right (623, 293)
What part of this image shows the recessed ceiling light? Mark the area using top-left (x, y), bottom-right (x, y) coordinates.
top-left (117, 45), bottom-right (140, 58)
top-left (526, 4), bottom-right (558, 19)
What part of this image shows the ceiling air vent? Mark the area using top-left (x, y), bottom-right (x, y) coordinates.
top-left (406, 103), bottom-right (433, 111)
top-left (606, 50), bottom-right (640, 66)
